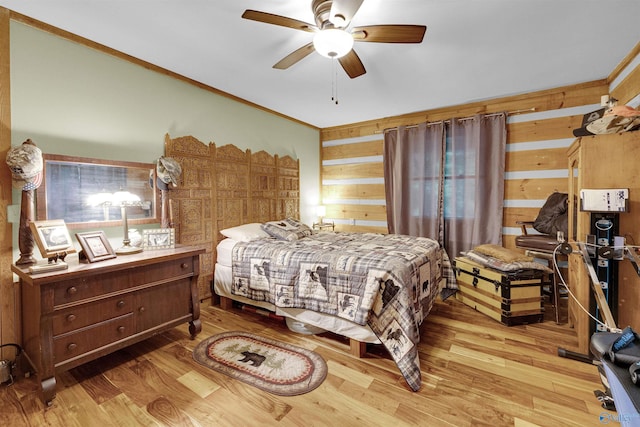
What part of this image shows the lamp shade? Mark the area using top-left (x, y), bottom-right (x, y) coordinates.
top-left (111, 190), bottom-right (142, 207)
top-left (86, 192), bottom-right (113, 207)
top-left (313, 29), bottom-right (354, 58)
top-left (316, 205), bottom-right (326, 217)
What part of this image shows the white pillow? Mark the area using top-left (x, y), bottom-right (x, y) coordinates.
top-left (219, 223), bottom-right (270, 242)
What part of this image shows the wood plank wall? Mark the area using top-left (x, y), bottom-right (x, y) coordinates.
top-left (320, 44), bottom-right (640, 259)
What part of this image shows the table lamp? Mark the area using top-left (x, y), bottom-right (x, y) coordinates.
top-left (317, 205), bottom-right (326, 225)
top-left (112, 190), bottom-right (143, 255)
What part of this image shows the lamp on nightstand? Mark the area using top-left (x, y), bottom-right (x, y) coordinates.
top-left (317, 205), bottom-right (326, 225)
top-left (313, 205), bottom-right (335, 231)
top-left (112, 190), bottom-right (143, 255)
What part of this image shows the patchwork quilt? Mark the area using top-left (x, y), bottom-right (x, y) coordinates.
top-left (231, 231), bottom-right (458, 391)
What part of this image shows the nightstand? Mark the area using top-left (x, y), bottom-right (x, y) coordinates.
top-left (313, 221), bottom-right (335, 231)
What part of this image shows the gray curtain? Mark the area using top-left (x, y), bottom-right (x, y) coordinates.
top-left (384, 122), bottom-right (445, 242)
top-left (383, 113), bottom-right (506, 258)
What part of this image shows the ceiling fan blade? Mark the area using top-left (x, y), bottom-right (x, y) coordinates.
top-left (329, 0), bottom-right (364, 27)
top-left (338, 49), bottom-right (366, 79)
top-left (351, 25), bottom-right (427, 43)
top-left (242, 10), bottom-right (317, 33)
top-left (273, 43), bottom-right (316, 69)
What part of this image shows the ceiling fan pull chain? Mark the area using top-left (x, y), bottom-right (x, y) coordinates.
top-left (332, 58), bottom-right (339, 105)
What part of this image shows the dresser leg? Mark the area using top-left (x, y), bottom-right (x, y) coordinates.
top-left (189, 319), bottom-right (202, 339)
top-left (41, 376), bottom-right (57, 406)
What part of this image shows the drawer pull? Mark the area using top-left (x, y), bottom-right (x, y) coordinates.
top-left (67, 343), bottom-right (77, 351)
top-left (117, 300), bottom-right (126, 308)
top-left (117, 326), bottom-right (125, 333)
top-left (67, 286), bottom-right (77, 295)
top-left (139, 306), bottom-right (146, 313)
top-left (181, 262), bottom-right (188, 269)
top-left (66, 314), bottom-right (76, 322)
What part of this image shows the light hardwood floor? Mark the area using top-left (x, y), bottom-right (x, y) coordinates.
top-left (0, 296), bottom-right (616, 426)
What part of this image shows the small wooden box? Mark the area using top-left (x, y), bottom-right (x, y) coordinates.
top-left (453, 256), bottom-right (547, 326)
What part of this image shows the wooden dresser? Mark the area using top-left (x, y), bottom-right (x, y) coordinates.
top-left (12, 245), bottom-right (205, 406)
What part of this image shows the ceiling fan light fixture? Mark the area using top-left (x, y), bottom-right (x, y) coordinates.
top-left (329, 13), bottom-right (347, 28)
top-left (313, 29), bottom-right (353, 58)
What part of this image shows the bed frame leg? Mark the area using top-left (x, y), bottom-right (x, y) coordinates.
top-left (350, 339), bottom-right (366, 358)
top-left (219, 296), bottom-right (233, 310)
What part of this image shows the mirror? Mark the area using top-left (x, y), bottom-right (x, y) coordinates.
top-left (36, 154), bottom-right (159, 229)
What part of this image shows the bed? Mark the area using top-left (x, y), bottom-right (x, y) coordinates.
top-left (163, 135), bottom-right (457, 391)
top-left (213, 220), bottom-right (457, 392)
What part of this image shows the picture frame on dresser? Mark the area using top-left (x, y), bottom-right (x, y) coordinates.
top-left (29, 219), bottom-right (76, 259)
top-left (76, 231), bottom-right (117, 262)
top-left (142, 228), bottom-right (175, 250)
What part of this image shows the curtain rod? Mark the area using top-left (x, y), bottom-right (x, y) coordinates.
top-left (375, 107), bottom-right (536, 134)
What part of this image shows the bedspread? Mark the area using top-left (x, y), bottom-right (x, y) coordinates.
top-left (231, 231), bottom-right (457, 391)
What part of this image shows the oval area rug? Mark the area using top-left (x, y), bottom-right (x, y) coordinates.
top-left (193, 331), bottom-right (327, 396)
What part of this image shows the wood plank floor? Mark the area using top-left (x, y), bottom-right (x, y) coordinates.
top-left (0, 297), bottom-right (616, 426)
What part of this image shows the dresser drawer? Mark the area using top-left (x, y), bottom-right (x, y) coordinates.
top-left (53, 314), bottom-right (134, 364)
top-left (52, 257), bottom-right (195, 306)
top-left (52, 295), bottom-right (134, 336)
top-left (135, 256), bottom-right (195, 284)
top-left (53, 270), bottom-right (132, 306)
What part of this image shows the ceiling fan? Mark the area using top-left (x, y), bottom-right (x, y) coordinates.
top-left (242, 0), bottom-right (427, 79)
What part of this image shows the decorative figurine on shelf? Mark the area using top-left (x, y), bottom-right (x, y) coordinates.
top-left (155, 156), bottom-right (182, 228)
top-left (6, 139), bottom-right (43, 266)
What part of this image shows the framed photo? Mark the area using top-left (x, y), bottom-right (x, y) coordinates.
top-left (29, 220), bottom-right (76, 258)
top-left (142, 228), bottom-right (175, 250)
top-left (75, 231), bottom-right (117, 263)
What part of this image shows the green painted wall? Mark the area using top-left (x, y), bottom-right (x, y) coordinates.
top-left (9, 21), bottom-right (320, 254)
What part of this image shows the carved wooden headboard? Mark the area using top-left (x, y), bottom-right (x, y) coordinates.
top-left (164, 134), bottom-right (300, 300)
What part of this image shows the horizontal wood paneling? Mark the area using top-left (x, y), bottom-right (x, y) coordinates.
top-left (334, 223), bottom-right (388, 233)
top-left (506, 147), bottom-right (569, 172)
top-left (321, 108), bottom-right (582, 234)
top-left (507, 116), bottom-right (583, 143)
top-left (326, 204), bottom-right (387, 221)
top-left (609, 41), bottom-right (640, 104)
top-left (323, 163), bottom-right (383, 180)
top-left (503, 207), bottom-right (540, 230)
top-left (323, 140), bottom-right (383, 160)
top-left (504, 178), bottom-right (567, 201)
top-left (503, 235), bottom-right (518, 251)
top-left (321, 81), bottom-right (608, 142)
top-left (321, 50), bottom-right (638, 238)
top-left (611, 63), bottom-right (640, 106)
top-left (322, 184), bottom-right (385, 200)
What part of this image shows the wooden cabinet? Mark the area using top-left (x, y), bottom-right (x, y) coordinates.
top-left (12, 245), bottom-right (205, 406)
top-left (567, 132), bottom-right (640, 355)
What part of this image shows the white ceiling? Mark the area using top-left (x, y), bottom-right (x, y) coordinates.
top-left (2, 0), bottom-right (640, 129)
